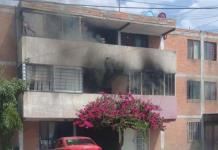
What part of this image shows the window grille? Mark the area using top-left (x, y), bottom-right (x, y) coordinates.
top-left (26, 64), bottom-right (83, 93)
top-left (136, 131), bottom-right (145, 150)
top-left (26, 65), bottom-right (52, 91)
top-left (187, 121), bottom-right (201, 141)
top-left (54, 67), bottom-right (83, 92)
top-left (130, 72), bottom-right (175, 96)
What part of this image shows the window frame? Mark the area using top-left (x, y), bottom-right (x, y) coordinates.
top-left (53, 66), bottom-right (83, 93)
top-left (187, 121), bottom-right (201, 142)
top-left (204, 41), bottom-right (217, 61)
top-left (204, 81), bottom-right (217, 101)
top-left (187, 80), bottom-right (200, 101)
top-left (187, 39), bottom-right (200, 60)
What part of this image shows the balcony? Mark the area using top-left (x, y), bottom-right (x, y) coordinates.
top-left (19, 34), bottom-right (177, 120)
top-left (19, 36), bottom-right (176, 72)
top-left (22, 91), bottom-right (176, 120)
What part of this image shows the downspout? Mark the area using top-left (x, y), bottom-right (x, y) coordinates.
top-left (200, 31), bottom-right (205, 150)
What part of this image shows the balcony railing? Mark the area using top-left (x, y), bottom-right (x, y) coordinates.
top-left (24, 64), bottom-right (175, 96)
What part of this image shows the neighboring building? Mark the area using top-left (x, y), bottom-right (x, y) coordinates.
top-left (164, 29), bottom-right (218, 150)
top-left (0, 1), bottom-right (217, 150)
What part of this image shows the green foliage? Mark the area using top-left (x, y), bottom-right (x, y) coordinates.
top-left (0, 78), bottom-right (24, 150)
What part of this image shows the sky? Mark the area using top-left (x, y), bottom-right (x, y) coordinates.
top-left (1, 0), bottom-right (218, 32)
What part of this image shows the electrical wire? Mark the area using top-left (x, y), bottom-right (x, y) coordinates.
top-left (119, 0), bottom-right (188, 7)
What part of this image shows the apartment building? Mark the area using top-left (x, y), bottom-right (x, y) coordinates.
top-left (164, 29), bottom-right (218, 150)
top-left (0, 1), bottom-right (217, 150)
top-left (16, 1), bottom-right (176, 150)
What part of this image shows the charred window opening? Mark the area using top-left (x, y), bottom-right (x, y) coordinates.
top-left (83, 68), bottom-right (128, 94)
top-left (81, 22), bottom-right (117, 44)
top-left (121, 33), bottom-right (148, 48)
top-left (24, 63), bottom-right (175, 96)
top-left (22, 11), bottom-right (80, 39)
top-left (83, 57), bottom-right (127, 94)
top-left (130, 71), bottom-right (175, 96)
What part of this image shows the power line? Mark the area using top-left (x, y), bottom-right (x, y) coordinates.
top-left (51, 3), bottom-right (218, 10)
top-left (16, 0), bottom-right (218, 10)
top-left (120, 0), bottom-right (187, 7)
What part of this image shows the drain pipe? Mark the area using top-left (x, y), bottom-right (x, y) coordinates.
top-left (200, 31), bottom-right (205, 150)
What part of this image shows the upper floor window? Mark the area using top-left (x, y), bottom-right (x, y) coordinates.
top-left (204, 41), bottom-right (217, 61)
top-left (121, 33), bottom-right (148, 48)
top-left (54, 67), bottom-right (83, 92)
top-left (26, 64), bottom-right (83, 93)
top-left (130, 72), bottom-right (175, 96)
top-left (187, 80), bottom-right (217, 101)
top-left (187, 39), bottom-right (200, 59)
top-left (22, 12), bottom-right (79, 40)
top-left (187, 39), bottom-right (217, 61)
top-left (187, 80), bottom-right (200, 100)
top-left (204, 81), bottom-right (217, 100)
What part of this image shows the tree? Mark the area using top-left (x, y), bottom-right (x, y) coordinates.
top-left (74, 94), bottom-right (164, 150)
top-left (0, 67), bottom-right (24, 150)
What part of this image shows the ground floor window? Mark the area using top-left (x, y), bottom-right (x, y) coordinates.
top-left (187, 121), bottom-right (201, 141)
top-left (136, 131), bottom-right (146, 150)
top-left (39, 122), bottom-right (56, 150)
top-left (39, 121), bottom-right (75, 150)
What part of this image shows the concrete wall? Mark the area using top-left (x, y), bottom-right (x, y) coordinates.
top-left (22, 91), bottom-right (176, 120)
top-left (21, 36), bottom-right (176, 73)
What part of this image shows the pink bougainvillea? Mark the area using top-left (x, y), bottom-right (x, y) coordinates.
top-left (74, 93), bottom-right (164, 130)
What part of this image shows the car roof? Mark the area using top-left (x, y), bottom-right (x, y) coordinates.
top-left (59, 136), bottom-right (92, 140)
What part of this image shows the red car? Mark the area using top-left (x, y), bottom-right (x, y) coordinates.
top-left (53, 136), bottom-right (102, 150)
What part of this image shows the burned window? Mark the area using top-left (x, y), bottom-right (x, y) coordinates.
top-left (121, 33), bottom-right (148, 48)
top-left (187, 80), bottom-right (200, 100)
top-left (130, 72), bottom-right (142, 95)
top-left (45, 14), bottom-right (62, 38)
top-left (22, 12), bottom-right (80, 39)
top-left (204, 81), bottom-right (217, 100)
top-left (204, 41), bottom-right (217, 61)
top-left (130, 72), bottom-right (175, 96)
top-left (187, 121), bottom-right (201, 141)
top-left (165, 73), bottom-right (175, 96)
top-left (187, 40), bottom-right (200, 59)
top-left (81, 22), bottom-right (118, 44)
